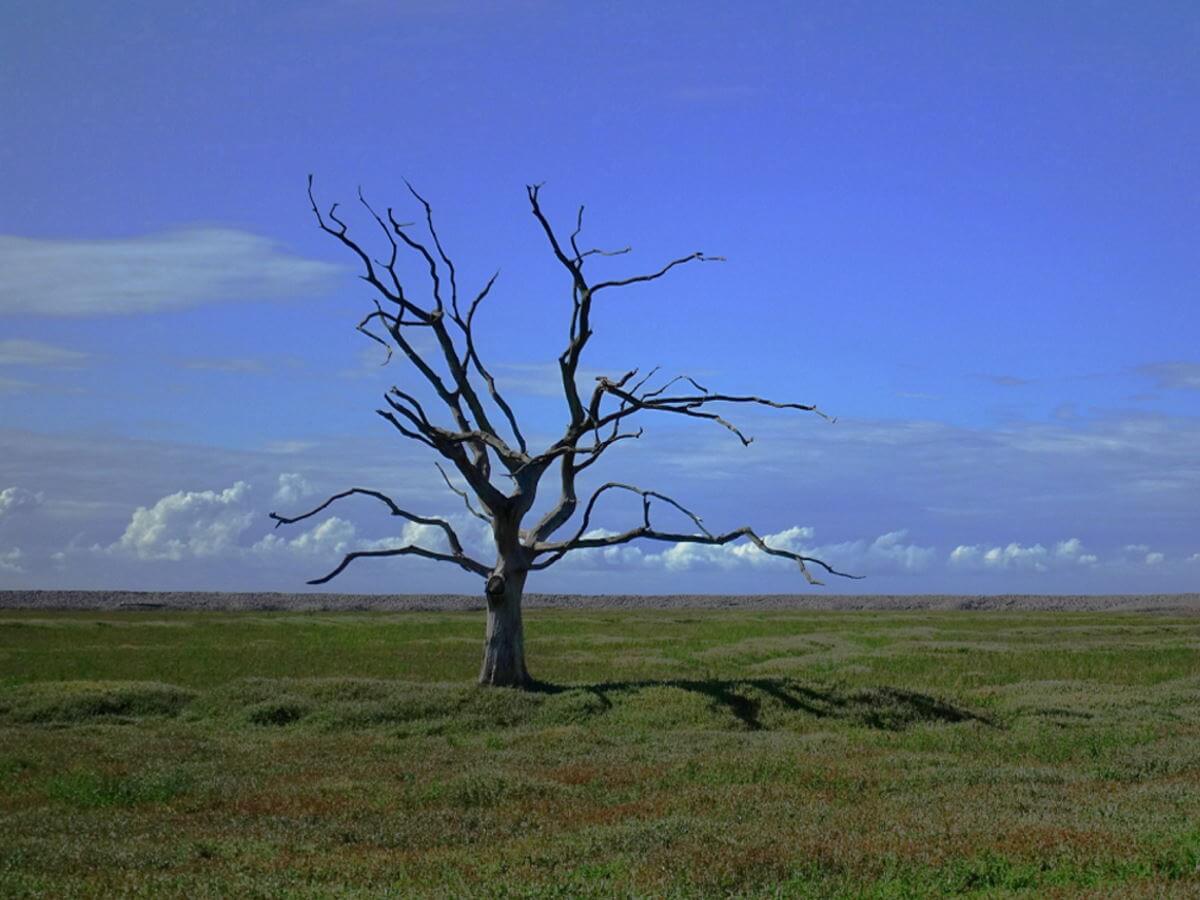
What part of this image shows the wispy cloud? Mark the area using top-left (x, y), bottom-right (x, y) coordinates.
top-left (181, 357), bottom-right (271, 374)
top-left (0, 339), bottom-right (88, 367)
top-left (1138, 362), bottom-right (1200, 391)
top-left (0, 377), bottom-right (35, 394)
top-left (974, 373), bottom-right (1032, 387)
top-left (0, 229), bottom-right (340, 317)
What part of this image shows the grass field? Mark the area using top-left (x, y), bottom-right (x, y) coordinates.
top-left (1, 607), bottom-right (1199, 897)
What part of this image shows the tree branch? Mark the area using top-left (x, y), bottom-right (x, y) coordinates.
top-left (529, 482), bottom-right (859, 584)
top-left (271, 487), bottom-right (490, 582)
top-left (590, 380), bottom-right (834, 446)
top-left (459, 271), bottom-right (528, 453)
top-left (308, 545), bottom-right (489, 584)
top-left (591, 252), bottom-right (724, 293)
top-left (435, 462), bottom-right (492, 524)
top-left (270, 487), bottom-right (465, 556)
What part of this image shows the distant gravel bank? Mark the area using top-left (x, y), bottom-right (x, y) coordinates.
top-left (2, 590), bottom-right (1199, 613)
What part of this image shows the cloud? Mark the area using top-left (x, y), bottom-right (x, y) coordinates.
top-left (654, 527), bottom-right (810, 572)
top-left (975, 373), bottom-right (1032, 387)
top-left (834, 530), bottom-right (938, 573)
top-left (0, 229), bottom-right (340, 317)
top-left (110, 481), bottom-right (255, 560)
top-left (262, 440), bottom-right (320, 455)
top-left (1138, 362), bottom-right (1200, 391)
top-left (949, 541), bottom-right (1051, 572)
top-left (1054, 538), bottom-right (1099, 566)
top-left (950, 537), bottom-right (1108, 572)
top-left (0, 547), bottom-right (24, 573)
top-left (181, 357), bottom-right (270, 374)
top-left (1120, 544), bottom-right (1166, 567)
top-left (273, 472), bottom-right (314, 505)
top-left (0, 339), bottom-right (88, 367)
top-left (253, 511), bottom-right (484, 570)
top-left (8, 392), bottom-right (1200, 592)
top-left (102, 475), bottom-right (481, 572)
top-left (0, 377), bottom-right (35, 394)
top-left (0, 486), bottom-right (43, 518)
top-left (253, 516), bottom-right (357, 559)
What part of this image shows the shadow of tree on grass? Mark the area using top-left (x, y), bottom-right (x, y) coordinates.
top-left (530, 677), bottom-right (993, 731)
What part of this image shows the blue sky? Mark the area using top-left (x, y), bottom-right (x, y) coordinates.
top-left (1, 1), bottom-right (1197, 595)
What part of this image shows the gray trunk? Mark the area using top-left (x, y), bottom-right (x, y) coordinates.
top-left (478, 566), bottom-right (530, 688)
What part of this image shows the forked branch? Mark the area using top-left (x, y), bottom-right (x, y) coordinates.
top-left (270, 487), bottom-right (489, 579)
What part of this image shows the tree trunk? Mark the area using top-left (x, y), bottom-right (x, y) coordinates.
top-left (478, 566), bottom-right (530, 688)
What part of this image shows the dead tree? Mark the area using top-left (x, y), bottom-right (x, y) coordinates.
top-left (272, 177), bottom-right (858, 688)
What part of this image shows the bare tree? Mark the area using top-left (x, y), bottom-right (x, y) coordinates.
top-left (271, 178), bottom-right (858, 688)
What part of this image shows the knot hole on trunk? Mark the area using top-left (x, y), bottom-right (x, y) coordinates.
top-left (486, 574), bottom-right (506, 602)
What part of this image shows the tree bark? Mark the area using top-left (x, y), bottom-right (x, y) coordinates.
top-left (478, 566), bottom-right (530, 688)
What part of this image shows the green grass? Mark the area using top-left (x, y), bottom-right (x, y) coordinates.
top-left (1, 608), bottom-right (1199, 897)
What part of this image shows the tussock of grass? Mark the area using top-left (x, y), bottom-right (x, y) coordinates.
top-left (0, 680), bottom-right (194, 724)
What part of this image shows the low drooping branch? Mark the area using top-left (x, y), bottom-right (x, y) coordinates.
top-left (308, 544), bottom-right (490, 584)
top-left (269, 487), bottom-right (489, 580)
top-left (529, 482), bottom-right (861, 585)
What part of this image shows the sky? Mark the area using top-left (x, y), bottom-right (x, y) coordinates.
top-left (1, 0), bottom-right (1197, 596)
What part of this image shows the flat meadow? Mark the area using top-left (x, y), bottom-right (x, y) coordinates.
top-left (1, 605), bottom-right (1199, 897)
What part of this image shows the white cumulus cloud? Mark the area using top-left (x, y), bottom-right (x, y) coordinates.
top-left (1054, 538), bottom-right (1099, 566)
top-left (103, 476), bottom-right (483, 573)
top-left (273, 472), bottom-right (315, 505)
top-left (254, 516), bottom-right (357, 559)
top-left (950, 541), bottom-right (1049, 571)
top-left (1121, 543), bottom-right (1169, 567)
top-left (950, 537), bottom-right (1104, 572)
top-left (0, 487), bottom-right (44, 519)
top-left (110, 481), bottom-right (255, 560)
top-left (814, 530), bottom-right (937, 574)
top-left (0, 547), bottom-right (24, 573)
